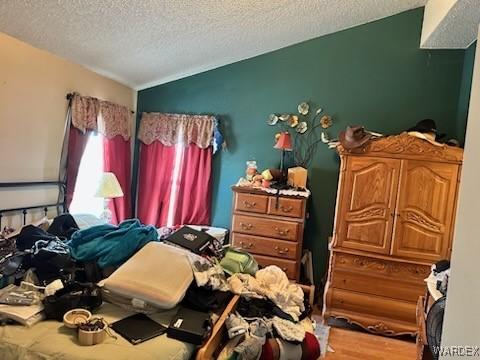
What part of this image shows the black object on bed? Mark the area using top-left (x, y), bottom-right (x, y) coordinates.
top-left (167, 307), bottom-right (212, 345)
top-left (165, 226), bottom-right (214, 254)
top-left (110, 313), bottom-right (167, 345)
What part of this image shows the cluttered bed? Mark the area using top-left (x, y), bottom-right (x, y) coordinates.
top-left (0, 214), bottom-right (320, 360)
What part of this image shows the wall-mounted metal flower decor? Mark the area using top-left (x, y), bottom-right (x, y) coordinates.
top-left (267, 101), bottom-right (333, 168)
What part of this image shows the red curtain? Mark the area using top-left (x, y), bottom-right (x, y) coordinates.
top-left (66, 127), bottom-right (89, 208)
top-left (170, 144), bottom-right (213, 226)
top-left (103, 135), bottom-right (132, 224)
top-left (137, 142), bottom-right (176, 227)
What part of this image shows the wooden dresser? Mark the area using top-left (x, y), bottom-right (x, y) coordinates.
top-left (230, 186), bottom-right (308, 281)
top-left (323, 133), bottom-right (463, 336)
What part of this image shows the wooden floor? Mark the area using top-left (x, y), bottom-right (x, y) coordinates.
top-left (325, 327), bottom-right (416, 360)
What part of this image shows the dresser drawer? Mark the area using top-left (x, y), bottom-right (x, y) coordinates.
top-left (231, 233), bottom-right (299, 260)
top-left (331, 269), bottom-right (424, 302)
top-left (232, 215), bottom-right (299, 241)
top-left (267, 197), bottom-right (305, 218)
top-left (234, 193), bottom-right (268, 214)
top-left (329, 288), bottom-right (417, 324)
top-left (254, 255), bottom-right (297, 279)
top-left (333, 252), bottom-right (430, 285)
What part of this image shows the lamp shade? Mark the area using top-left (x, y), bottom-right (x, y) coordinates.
top-left (95, 172), bottom-right (124, 199)
top-left (274, 132), bottom-right (293, 151)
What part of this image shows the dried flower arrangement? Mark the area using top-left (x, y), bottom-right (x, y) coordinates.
top-left (267, 101), bottom-right (333, 168)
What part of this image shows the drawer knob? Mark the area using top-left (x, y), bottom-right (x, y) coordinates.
top-left (281, 267), bottom-right (288, 272)
top-left (274, 227), bottom-right (290, 236)
top-left (240, 222), bottom-right (253, 230)
top-left (280, 205), bottom-right (293, 213)
top-left (242, 201), bottom-right (257, 209)
top-left (240, 241), bottom-right (254, 249)
top-left (274, 246), bottom-right (289, 255)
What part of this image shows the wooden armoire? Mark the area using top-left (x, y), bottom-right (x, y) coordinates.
top-left (323, 133), bottom-right (463, 336)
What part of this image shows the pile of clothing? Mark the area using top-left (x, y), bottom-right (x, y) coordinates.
top-left (0, 215), bottom-right (159, 324)
top-left (0, 220), bottom-right (320, 359)
top-left (190, 246), bottom-right (320, 359)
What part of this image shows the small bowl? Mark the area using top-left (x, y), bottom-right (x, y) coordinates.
top-left (78, 319), bottom-right (107, 346)
top-left (63, 309), bottom-right (92, 329)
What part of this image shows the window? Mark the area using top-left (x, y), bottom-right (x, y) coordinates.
top-left (166, 129), bottom-right (185, 227)
top-left (69, 133), bottom-right (105, 217)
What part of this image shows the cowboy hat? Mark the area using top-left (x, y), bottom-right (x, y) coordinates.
top-left (407, 131), bottom-right (443, 146)
top-left (407, 119), bottom-right (445, 140)
top-left (339, 125), bottom-right (372, 150)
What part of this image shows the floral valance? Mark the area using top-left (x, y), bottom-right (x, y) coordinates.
top-left (138, 113), bottom-right (216, 148)
top-left (98, 101), bottom-right (131, 140)
top-left (71, 94), bottom-right (99, 133)
top-left (71, 93), bottom-right (132, 140)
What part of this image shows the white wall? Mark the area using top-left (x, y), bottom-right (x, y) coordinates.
top-left (0, 32), bottom-right (136, 228)
top-left (421, 0), bottom-right (457, 46)
top-left (441, 27), bottom-right (480, 359)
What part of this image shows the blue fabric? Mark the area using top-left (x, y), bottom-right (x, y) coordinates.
top-left (213, 117), bottom-right (225, 154)
top-left (68, 219), bottom-right (158, 268)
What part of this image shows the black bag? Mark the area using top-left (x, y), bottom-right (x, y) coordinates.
top-left (167, 307), bottom-right (212, 345)
top-left (42, 282), bottom-right (102, 321)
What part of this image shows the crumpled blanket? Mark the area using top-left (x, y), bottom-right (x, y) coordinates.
top-left (228, 265), bottom-right (305, 321)
top-left (68, 219), bottom-right (158, 268)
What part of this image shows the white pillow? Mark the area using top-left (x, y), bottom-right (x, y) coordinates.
top-left (102, 242), bottom-right (193, 309)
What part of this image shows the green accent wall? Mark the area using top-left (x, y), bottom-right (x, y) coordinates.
top-left (456, 42), bottom-right (477, 145)
top-left (135, 8), bottom-right (472, 284)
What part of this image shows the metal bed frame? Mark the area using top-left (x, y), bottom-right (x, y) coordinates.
top-left (0, 181), bottom-right (66, 228)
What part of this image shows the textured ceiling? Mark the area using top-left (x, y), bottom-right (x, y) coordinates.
top-left (421, 0), bottom-right (480, 49)
top-left (0, 0), bottom-right (427, 89)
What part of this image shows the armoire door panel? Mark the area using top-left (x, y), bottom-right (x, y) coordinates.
top-left (337, 157), bottom-right (400, 254)
top-left (392, 161), bottom-right (459, 261)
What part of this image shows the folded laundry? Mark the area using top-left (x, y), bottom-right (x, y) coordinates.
top-left (228, 265), bottom-right (305, 321)
top-left (68, 219), bottom-right (158, 268)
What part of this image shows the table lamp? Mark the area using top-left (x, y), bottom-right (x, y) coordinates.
top-left (274, 132), bottom-right (293, 178)
top-left (95, 172), bottom-right (124, 222)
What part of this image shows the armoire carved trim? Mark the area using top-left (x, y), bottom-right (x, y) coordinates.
top-left (327, 313), bottom-right (417, 337)
top-left (337, 132), bottom-right (463, 163)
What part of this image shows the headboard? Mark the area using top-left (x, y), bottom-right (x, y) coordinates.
top-left (0, 181), bottom-right (66, 229)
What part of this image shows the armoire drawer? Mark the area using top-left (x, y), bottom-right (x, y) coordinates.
top-left (232, 215), bottom-right (299, 241)
top-left (231, 233), bottom-right (299, 260)
top-left (328, 288), bottom-right (417, 324)
top-left (254, 255), bottom-right (297, 279)
top-left (333, 252), bottom-right (430, 284)
top-left (234, 192), bottom-right (268, 214)
top-left (267, 197), bottom-right (304, 218)
top-left (331, 269), bottom-right (425, 302)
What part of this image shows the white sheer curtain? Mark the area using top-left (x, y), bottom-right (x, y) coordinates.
top-left (69, 133), bottom-right (104, 217)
